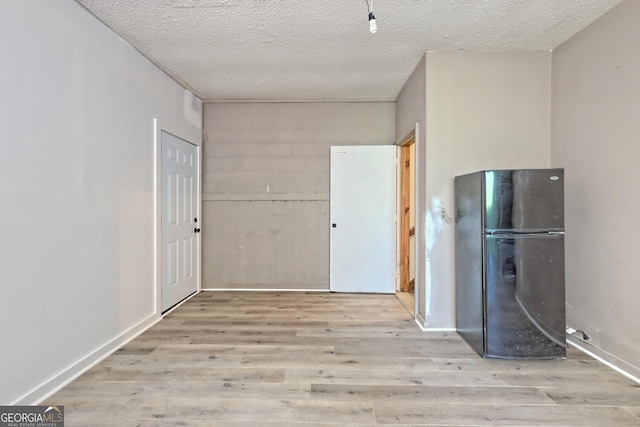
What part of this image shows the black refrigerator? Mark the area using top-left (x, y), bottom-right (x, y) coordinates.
top-left (454, 169), bottom-right (566, 359)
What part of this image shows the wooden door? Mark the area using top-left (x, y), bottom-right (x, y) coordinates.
top-left (399, 138), bottom-right (416, 293)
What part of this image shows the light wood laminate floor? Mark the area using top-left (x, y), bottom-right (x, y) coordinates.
top-left (46, 292), bottom-right (640, 426)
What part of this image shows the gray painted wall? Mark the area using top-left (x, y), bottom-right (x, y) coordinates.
top-left (397, 52), bottom-right (552, 329)
top-left (551, 0), bottom-right (640, 373)
top-left (424, 51), bottom-right (552, 328)
top-left (202, 102), bottom-right (396, 289)
top-left (0, 2), bottom-right (201, 404)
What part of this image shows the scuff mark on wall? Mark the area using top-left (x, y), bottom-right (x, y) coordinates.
top-left (426, 198), bottom-right (448, 250)
top-left (424, 197), bottom-right (453, 323)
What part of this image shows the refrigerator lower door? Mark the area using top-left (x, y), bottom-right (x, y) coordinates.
top-left (484, 233), bottom-right (566, 359)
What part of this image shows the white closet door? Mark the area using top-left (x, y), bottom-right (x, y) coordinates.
top-left (330, 145), bottom-right (397, 293)
top-left (161, 131), bottom-right (199, 311)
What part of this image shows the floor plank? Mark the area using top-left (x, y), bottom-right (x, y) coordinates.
top-left (44, 291), bottom-right (640, 426)
top-left (373, 403), bottom-right (640, 426)
top-left (310, 384), bottom-right (553, 405)
top-left (538, 384), bottom-right (640, 406)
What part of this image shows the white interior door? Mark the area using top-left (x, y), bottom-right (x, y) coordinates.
top-left (161, 131), bottom-right (199, 311)
top-left (330, 145), bottom-right (397, 293)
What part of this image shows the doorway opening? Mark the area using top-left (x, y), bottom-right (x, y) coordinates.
top-left (397, 135), bottom-right (416, 317)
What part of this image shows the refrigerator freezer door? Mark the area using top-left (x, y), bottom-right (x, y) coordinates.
top-left (484, 169), bottom-right (564, 232)
top-left (484, 233), bottom-right (566, 359)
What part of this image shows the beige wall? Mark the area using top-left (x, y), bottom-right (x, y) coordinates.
top-left (0, 2), bottom-right (201, 404)
top-left (396, 51), bottom-right (551, 328)
top-left (202, 102), bottom-right (395, 289)
top-left (424, 51), bottom-right (552, 328)
top-left (551, 0), bottom-right (640, 373)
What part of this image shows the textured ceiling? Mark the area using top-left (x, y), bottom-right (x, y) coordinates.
top-left (75, 0), bottom-right (623, 102)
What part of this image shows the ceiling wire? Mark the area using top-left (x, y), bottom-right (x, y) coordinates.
top-left (365, 0), bottom-right (374, 13)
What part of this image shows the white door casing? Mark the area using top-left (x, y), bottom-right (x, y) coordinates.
top-left (330, 145), bottom-right (397, 293)
top-left (161, 131), bottom-right (199, 311)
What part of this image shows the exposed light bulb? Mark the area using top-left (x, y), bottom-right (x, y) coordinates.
top-left (369, 12), bottom-right (377, 34)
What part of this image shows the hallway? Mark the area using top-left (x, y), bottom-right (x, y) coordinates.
top-left (46, 292), bottom-right (640, 426)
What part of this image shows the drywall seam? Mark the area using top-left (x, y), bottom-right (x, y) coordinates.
top-left (203, 194), bottom-right (331, 201)
top-left (201, 288), bottom-right (327, 292)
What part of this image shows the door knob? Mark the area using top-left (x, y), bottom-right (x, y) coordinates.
top-left (332, 223), bottom-right (337, 228)
top-left (194, 228), bottom-right (201, 233)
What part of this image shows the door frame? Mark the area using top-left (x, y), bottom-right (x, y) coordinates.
top-left (396, 128), bottom-right (418, 317)
top-left (398, 137), bottom-right (415, 293)
top-left (153, 119), bottom-right (202, 316)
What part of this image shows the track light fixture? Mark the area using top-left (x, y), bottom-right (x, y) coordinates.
top-left (365, 0), bottom-right (377, 33)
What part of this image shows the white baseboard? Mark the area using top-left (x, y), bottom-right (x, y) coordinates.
top-left (567, 335), bottom-right (640, 385)
top-left (413, 312), bottom-right (456, 332)
top-left (14, 312), bottom-right (161, 406)
top-left (415, 312), bottom-right (427, 330)
top-left (415, 319), bottom-right (427, 331)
